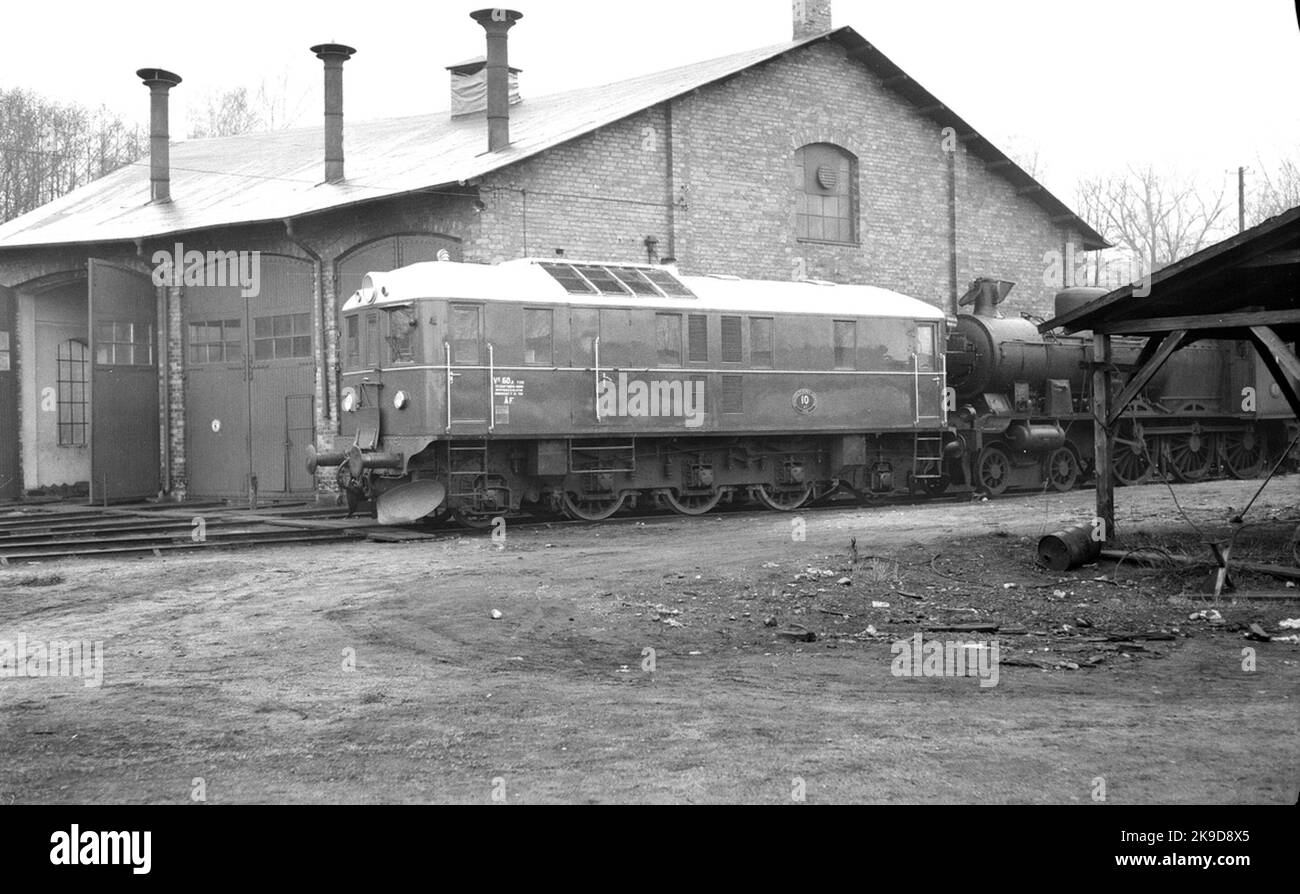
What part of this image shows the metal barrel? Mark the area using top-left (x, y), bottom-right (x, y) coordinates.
top-left (1037, 522), bottom-right (1101, 571)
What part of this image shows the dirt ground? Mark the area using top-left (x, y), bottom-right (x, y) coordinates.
top-left (1, 477), bottom-right (1298, 804)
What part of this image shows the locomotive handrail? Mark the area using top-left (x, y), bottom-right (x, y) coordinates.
top-left (912, 353), bottom-right (921, 425)
top-left (444, 341), bottom-right (453, 433)
top-left (594, 336), bottom-right (602, 422)
top-left (488, 342), bottom-right (496, 433)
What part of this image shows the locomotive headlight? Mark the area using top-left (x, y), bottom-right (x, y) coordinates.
top-left (393, 390), bottom-right (409, 410)
top-left (341, 387), bottom-right (358, 413)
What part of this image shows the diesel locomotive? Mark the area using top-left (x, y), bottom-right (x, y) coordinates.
top-left (310, 260), bottom-right (1296, 525)
top-left (309, 258), bottom-right (952, 525)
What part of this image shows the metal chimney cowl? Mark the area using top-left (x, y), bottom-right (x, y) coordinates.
top-left (310, 43), bottom-right (357, 183)
top-left (136, 68), bottom-right (182, 203)
top-left (469, 8), bottom-right (523, 153)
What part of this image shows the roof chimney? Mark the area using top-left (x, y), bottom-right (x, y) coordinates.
top-left (136, 68), bottom-right (182, 203)
top-left (446, 56), bottom-right (522, 118)
top-left (792, 0), bottom-right (833, 39)
top-left (310, 43), bottom-right (356, 183)
top-left (469, 8), bottom-right (523, 153)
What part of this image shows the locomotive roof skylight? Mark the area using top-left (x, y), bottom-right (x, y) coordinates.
top-left (539, 262), bottom-right (696, 299)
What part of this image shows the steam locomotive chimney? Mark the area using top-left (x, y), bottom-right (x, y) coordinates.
top-left (136, 68), bottom-right (182, 203)
top-left (469, 8), bottom-right (523, 153)
top-left (974, 279), bottom-right (998, 317)
top-left (311, 43), bottom-right (356, 183)
top-left (792, 0), bottom-right (833, 39)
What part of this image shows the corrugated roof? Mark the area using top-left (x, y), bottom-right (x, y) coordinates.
top-left (0, 27), bottom-right (1104, 251)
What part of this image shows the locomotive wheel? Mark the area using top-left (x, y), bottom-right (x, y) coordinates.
top-left (752, 482), bottom-right (813, 511)
top-left (976, 445), bottom-right (1011, 496)
top-left (913, 461), bottom-right (950, 497)
top-left (561, 491), bottom-right (627, 521)
top-left (1222, 427), bottom-right (1267, 479)
top-left (1045, 446), bottom-right (1079, 493)
top-left (1112, 429), bottom-right (1153, 486)
top-left (660, 488), bottom-right (724, 517)
top-left (1167, 431), bottom-right (1213, 482)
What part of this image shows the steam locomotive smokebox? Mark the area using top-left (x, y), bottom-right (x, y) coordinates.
top-left (1037, 522), bottom-right (1101, 571)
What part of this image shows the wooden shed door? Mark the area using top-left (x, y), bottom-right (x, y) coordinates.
top-left (88, 260), bottom-right (160, 503)
top-left (0, 285), bottom-right (19, 502)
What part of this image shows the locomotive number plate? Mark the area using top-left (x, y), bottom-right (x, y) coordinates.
top-left (792, 388), bottom-right (818, 415)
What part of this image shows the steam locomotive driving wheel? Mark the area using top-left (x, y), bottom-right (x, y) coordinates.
top-left (1167, 429), bottom-right (1213, 482)
top-left (1112, 423), bottom-right (1153, 486)
top-left (1222, 426), bottom-right (1267, 479)
top-left (1045, 446), bottom-right (1079, 492)
top-left (976, 444), bottom-right (1011, 496)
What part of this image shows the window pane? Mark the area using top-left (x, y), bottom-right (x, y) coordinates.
top-left (610, 267), bottom-right (660, 297)
top-left (293, 336), bottom-right (311, 358)
top-left (833, 320), bottom-right (857, 370)
top-left (721, 316), bottom-right (742, 363)
top-left (345, 315), bottom-right (359, 369)
top-left (655, 314), bottom-right (681, 366)
top-left (687, 315), bottom-right (708, 363)
top-left (750, 318), bottom-right (773, 368)
top-left (255, 339), bottom-right (273, 361)
top-left (273, 315), bottom-right (291, 337)
top-left (449, 305), bottom-right (481, 365)
top-left (524, 308), bottom-right (552, 365)
top-left (386, 307), bottom-right (417, 364)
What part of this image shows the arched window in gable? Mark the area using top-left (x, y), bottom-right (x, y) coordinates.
top-left (795, 143), bottom-right (858, 244)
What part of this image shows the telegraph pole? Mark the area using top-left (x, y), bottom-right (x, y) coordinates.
top-left (1238, 166), bottom-right (1246, 233)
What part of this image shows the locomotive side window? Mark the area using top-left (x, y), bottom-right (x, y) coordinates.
top-left (524, 308), bottom-right (553, 365)
top-left (721, 316), bottom-right (743, 363)
top-left (655, 313), bottom-right (682, 367)
top-left (344, 315), bottom-right (360, 370)
top-left (750, 317), bottom-right (774, 368)
top-left (914, 323), bottom-right (937, 372)
top-left (687, 315), bottom-right (708, 363)
top-left (449, 305), bottom-right (482, 365)
top-left (363, 312), bottom-right (380, 368)
top-left (833, 320), bottom-right (857, 370)
top-left (385, 306), bottom-right (419, 365)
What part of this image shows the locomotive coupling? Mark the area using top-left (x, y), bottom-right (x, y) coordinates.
top-left (306, 446), bottom-right (346, 475)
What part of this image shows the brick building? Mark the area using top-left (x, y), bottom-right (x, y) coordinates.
top-left (0, 2), bottom-right (1105, 505)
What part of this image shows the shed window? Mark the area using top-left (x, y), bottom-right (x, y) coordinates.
top-left (796, 143), bottom-right (857, 244)
top-left (524, 308), bottom-right (553, 365)
top-left (57, 339), bottom-right (88, 447)
top-left (95, 321), bottom-right (153, 366)
top-left (188, 319), bottom-right (242, 364)
top-left (253, 313), bottom-right (312, 361)
top-left (833, 320), bottom-right (857, 370)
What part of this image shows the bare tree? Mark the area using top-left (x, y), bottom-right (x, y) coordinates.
top-left (1000, 133), bottom-right (1046, 182)
top-left (1076, 165), bottom-right (1231, 272)
top-left (0, 88), bottom-right (144, 224)
top-left (1249, 155), bottom-right (1300, 225)
top-left (187, 70), bottom-right (311, 139)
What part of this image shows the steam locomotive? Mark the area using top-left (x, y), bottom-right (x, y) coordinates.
top-left (942, 278), bottom-right (1296, 495)
top-left (310, 260), bottom-right (1295, 525)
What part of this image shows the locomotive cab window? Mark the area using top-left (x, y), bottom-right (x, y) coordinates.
top-left (687, 315), bottom-right (708, 363)
top-left (385, 306), bottom-right (419, 365)
top-left (833, 320), bottom-right (857, 370)
top-left (914, 323), bottom-right (937, 372)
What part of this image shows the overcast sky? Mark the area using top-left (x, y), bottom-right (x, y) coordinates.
top-left (3, 0), bottom-right (1297, 205)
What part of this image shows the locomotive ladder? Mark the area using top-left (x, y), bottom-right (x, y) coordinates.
top-left (911, 349), bottom-right (947, 484)
top-left (445, 438), bottom-right (490, 499)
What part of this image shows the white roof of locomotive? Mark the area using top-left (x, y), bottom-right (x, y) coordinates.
top-left (342, 259), bottom-right (945, 321)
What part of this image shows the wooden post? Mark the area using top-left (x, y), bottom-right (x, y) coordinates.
top-left (1092, 332), bottom-right (1115, 542)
